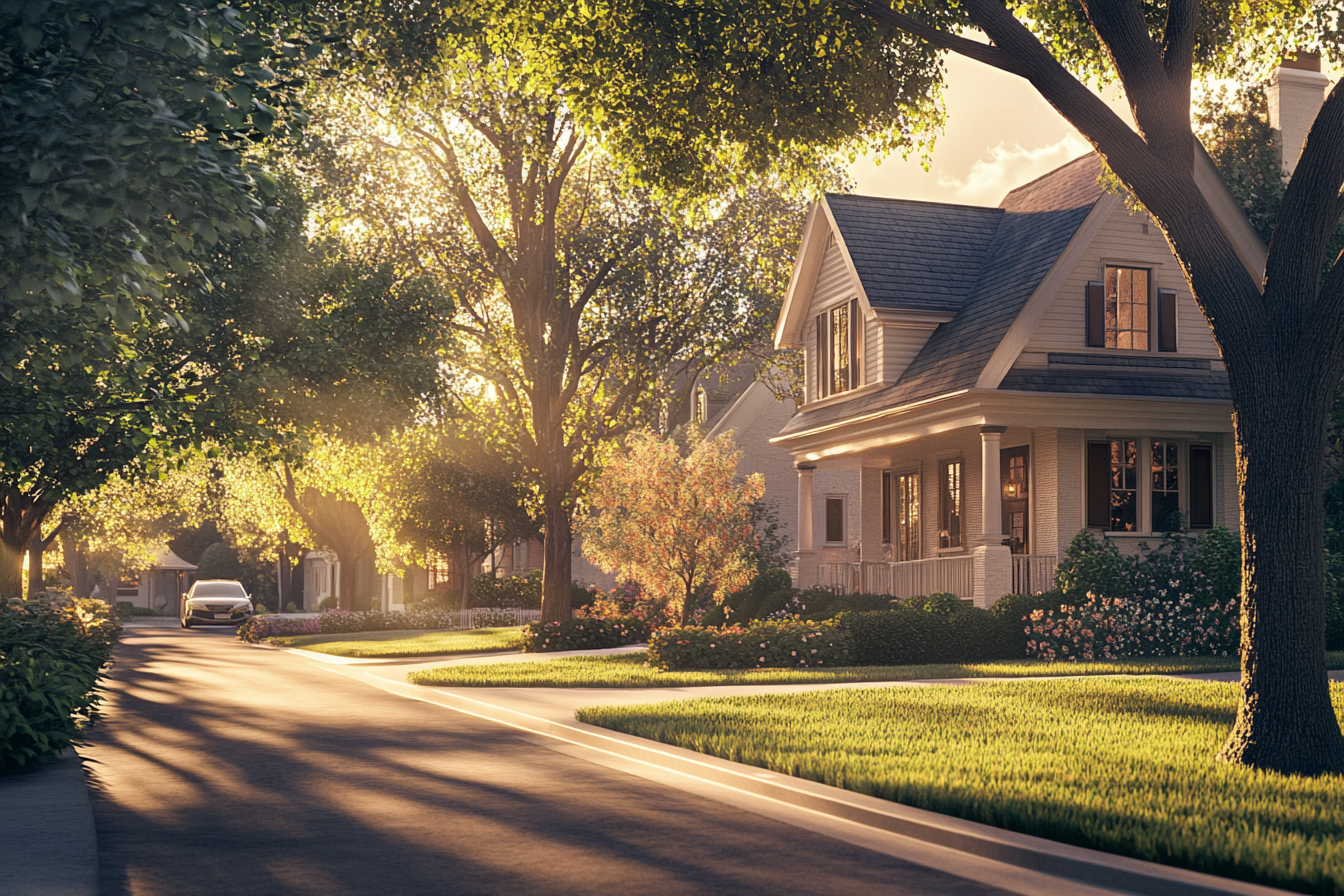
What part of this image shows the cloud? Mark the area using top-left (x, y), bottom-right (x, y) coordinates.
top-left (936, 134), bottom-right (1093, 206)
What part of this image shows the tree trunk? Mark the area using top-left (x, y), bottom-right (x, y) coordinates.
top-left (540, 491), bottom-right (572, 623)
top-left (62, 532), bottom-right (90, 598)
top-left (27, 532), bottom-right (44, 598)
top-left (0, 497), bottom-right (48, 599)
top-left (457, 542), bottom-right (472, 613)
top-left (1218, 364), bottom-right (1344, 775)
top-left (0, 538), bottom-right (23, 599)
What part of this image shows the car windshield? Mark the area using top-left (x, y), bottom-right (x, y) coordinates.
top-left (192, 582), bottom-right (247, 599)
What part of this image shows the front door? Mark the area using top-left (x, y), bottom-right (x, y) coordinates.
top-left (1001, 446), bottom-right (1029, 554)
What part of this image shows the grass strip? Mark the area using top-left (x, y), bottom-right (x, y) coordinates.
top-left (577, 678), bottom-right (1344, 894)
top-left (406, 651), bottom-right (1343, 688)
top-left (272, 627), bottom-right (524, 658)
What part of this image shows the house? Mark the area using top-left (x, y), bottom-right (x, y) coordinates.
top-left (122, 549), bottom-right (197, 612)
top-left (770, 151), bottom-right (1257, 607)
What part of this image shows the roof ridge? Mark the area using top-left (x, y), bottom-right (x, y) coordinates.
top-left (999, 152), bottom-right (1100, 207)
top-left (825, 192), bottom-right (1004, 214)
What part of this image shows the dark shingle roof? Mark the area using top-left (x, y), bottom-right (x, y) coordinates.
top-left (824, 195), bottom-right (1002, 313)
top-left (779, 155), bottom-right (1108, 438)
top-left (997, 369), bottom-right (1232, 402)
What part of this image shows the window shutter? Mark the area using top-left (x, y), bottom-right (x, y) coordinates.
top-left (1190, 446), bottom-right (1214, 527)
top-left (1086, 282), bottom-right (1105, 347)
top-left (849, 298), bottom-right (860, 390)
top-left (1087, 442), bottom-right (1110, 528)
top-left (1157, 289), bottom-right (1177, 352)
top-left (882, 471), bottom-right (892, 544)
top-left (815, 314), bottom-right (827, 399)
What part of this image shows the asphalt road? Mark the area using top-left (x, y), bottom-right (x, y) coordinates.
top-left (83, 628), bottom-right (1020, 896)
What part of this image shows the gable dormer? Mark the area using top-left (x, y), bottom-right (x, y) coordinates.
top-left (777, 195), bottom-right (1000, 405)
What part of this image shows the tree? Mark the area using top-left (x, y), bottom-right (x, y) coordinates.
top-left (581, 432), bottom-right (764, 625)
top-left (560, 0), bottom-right (1344, 775)
top-left (305, 1), bottom-right (811, 623)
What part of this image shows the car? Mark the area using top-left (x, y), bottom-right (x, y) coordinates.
top-left (180, 580), bottom-right (255, 628)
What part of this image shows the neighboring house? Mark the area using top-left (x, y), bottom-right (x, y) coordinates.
top-left (771, 152), bottom-right (1250, 607)
top-left (125, 549), bottom-right (198, 612)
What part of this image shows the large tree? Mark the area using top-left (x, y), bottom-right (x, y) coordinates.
top-left (559, 0), bottom-right (1344, 774)
top-left (307, 0), bottom-right (812, 622)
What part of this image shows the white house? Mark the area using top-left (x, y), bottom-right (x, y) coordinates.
top-left (771, 151), bottom-right (1259, 607)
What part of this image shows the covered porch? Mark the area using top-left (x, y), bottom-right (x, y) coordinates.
top-left (793, 423), bottom-right (1057, 607)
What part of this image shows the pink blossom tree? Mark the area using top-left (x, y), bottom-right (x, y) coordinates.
top-left (581, 432), bottom-right (765, 625)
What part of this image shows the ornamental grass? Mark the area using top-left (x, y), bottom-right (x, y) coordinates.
top-left (577, 678), bottom-right (1344, 894)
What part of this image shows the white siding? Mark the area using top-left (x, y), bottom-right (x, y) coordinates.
top-left (804, 237), bottom-right (861, 402)
top-left (1055, 429), bottom-right (1085, 556)
top-left (866, 317), bottom-right (882, 385)
top-left (1023, 204), bottom-right (1221, 359)
top-left (1032, 429), bottom-right (1059, 559)
top-left (882, 325), bottom-right (932, 383)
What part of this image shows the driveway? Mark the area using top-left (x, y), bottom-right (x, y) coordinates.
top-left (83, 628), bottom-right (1020, 896)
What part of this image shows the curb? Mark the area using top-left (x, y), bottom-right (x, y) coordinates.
top-left (0, 748), bottom-right (98, 896)
top-left (387, 683), bottom-right (1290, 896)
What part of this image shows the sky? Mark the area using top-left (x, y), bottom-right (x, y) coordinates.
top-left (849, 54), bottom-right (1344, 208)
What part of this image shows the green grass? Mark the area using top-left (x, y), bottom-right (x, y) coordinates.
top-left (577, 678), bottom-right (1344, 894)
top-left (272, 627), bottom-right (524, 658)
top-left (404, 650), bottom-right (1311, 688)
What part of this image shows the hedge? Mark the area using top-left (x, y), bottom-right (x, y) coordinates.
top-left (520, 616), bottom-right (650, 653)
top-left (837, 608), bottom-right (1023, 666)
top-left (0, 597), bottom-right (121, 773)
top-left (237, 607), bottom-right (462, 643)
top-left (648, 620), bottom-right (850, 670)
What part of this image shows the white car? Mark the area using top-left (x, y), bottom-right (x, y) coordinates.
top-left (180, 580), bottom-right (255, 628)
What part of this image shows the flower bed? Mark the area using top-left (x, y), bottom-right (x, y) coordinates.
top-left (0, 596), bottom-right (121, 773)
top-left (648, 619), bottom-right (849, 670)
top-left (520, 616), bottom-right (650, 653)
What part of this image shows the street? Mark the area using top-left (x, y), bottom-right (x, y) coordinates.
top-left (83, 628), bottom-right (1018, 896)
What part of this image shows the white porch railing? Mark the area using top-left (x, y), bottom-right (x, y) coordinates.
top-left (1011, 554), bottom-right (1057, 595)
top-left (452, 607), bottom-right (542, 629)
top-left (821, 556), bottom-right (974, 599)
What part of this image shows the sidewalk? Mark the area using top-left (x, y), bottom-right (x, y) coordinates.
top-left (0, 750), bottom-right (98, 896)
top-left (307, 651), bottom-right (1298, 896)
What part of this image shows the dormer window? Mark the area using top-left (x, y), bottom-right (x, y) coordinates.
top-left (816, 298), bottom-right (861, 398)
top-left (1084, 266), bottom-right (1179, 353)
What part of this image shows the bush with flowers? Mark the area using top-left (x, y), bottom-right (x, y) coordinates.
top-left (1024, 532), bottom-right (1239, 661)
top-left (520, 616), bottom-right (651, 653)
top-left (237, 606), bottom-right (467, 643)
top-left (647, 619), bottom-right (849, 670)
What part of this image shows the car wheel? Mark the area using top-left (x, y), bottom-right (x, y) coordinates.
top-left (181, 617), bottom-right (192, 629)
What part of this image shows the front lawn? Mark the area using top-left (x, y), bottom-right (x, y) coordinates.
top-left (577, 678), bottom-right (1344, 894)
top-left (273, 627), bottom-right (524, 658)
top-left (404, 650), bottom-right (1312, 688)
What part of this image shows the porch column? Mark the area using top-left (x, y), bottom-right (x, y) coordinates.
top-left (974, 426), bottom-right (1012, 608)
top-left (979, 426), bottom-right (1007, 545)
top-left (795, 464), bottom-right (818, 588)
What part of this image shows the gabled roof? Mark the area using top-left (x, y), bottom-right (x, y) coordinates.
top-left (823, 195), bottom-right (1001, 314)
top-left (779, 154), bottom-right (1108, 437)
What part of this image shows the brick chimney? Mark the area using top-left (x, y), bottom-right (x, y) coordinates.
top-left (1267, 51), bottom-right (1330, 176)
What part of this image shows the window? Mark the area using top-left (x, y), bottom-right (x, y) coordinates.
top-left (1151, 441), bottom-right (1181, 532)
top-left (882, 472), bottom-right (892, 544)
top-left (939, 461), bottom-right (963, 549)
top-left (1190, 445), bottom-right (1214, 528)
top-left (815, 298), bottom-right (861, 398)
top-left (1087, 439), bottom-right (1137, 531)
top-left (693, 387), bottom-right (708, 424)
top-left (1086, 266), bottom-right (1150, 350)
top-left (825, 497), bottom-right (845, 544)
top-left (898, 472), bottom-right (921, 561)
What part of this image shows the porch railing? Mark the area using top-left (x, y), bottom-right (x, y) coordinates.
top-left (1011, 554), bottom-right (1057, 595)
top-left (452, 607), bottom-right (542, 629)
top-left (821, 556), bottom-right (974, 600)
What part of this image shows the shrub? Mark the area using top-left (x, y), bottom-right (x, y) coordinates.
top-left (991, 591), bottom-right (1065, 623)
top-left (237, 615), bottom-right (321, 642)
top-left (0, 597), bottom-right (121, 773)
top-left (196, 542), bottom-right (245, 581)
top-left (834, 607), bottom-right (1023, 666)
top-left (898, 592), bottom-right (966, 616)
top-left (1192, 526), bottom-right (1241, 606)
top-left (1056, 531), bottom-right (1132, 603)
top-left (699, 567), bottom-right (795, 626)
top-left (793, 589), bottom-right (894, 621)
top-left (237, 606), bottom-right (471, 642)
top-left (521, 616), bottom-right (651, 653)
top-left (285, 602), bottom-right (299, 613)
top-left (113, 602), bottom-right (157, 620)
top-left (317, 596), bottom-right (338, 611)
top-left (470, 570), bottom-right (543, 609)
top-left (648, 619), bottom-right (849, 670)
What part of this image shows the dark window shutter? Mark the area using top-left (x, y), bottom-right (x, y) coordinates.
top-left (849, 298), bottom-right (860, 390)
top-left (1190, 446), bottom-right (1214, 527)
top-left (1087, 442), bottom-right (1111, 528)
top-left (1157, 289), bottom-right (1177, 352)
top-left (1086, 282), bottom-right (1105, 347)
top-left (882, 471), bottom-right (892, 544)
top-left (815, 314), bottom-right (827, 398)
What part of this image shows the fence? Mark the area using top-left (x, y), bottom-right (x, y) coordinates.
top-left (1011, 554), bottom-right (1058, 595)
top-left (821, 556), bottom-right (975, 599)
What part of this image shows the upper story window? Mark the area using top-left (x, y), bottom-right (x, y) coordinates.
top-left (816, 298), bottom-right (861, 399)
top-left (1086, 267), bottom-right (1179, 353)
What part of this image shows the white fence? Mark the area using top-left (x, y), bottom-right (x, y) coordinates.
top-left (452, 607), bottom-right (542, 629)
top-left (1011, 554), bottom-right (1057, 595)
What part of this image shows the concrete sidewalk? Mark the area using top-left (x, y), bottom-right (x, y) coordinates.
top-left (305, 653), bottom-right (1297, 896)
top-left (0, 749), bottom-right (98, 896)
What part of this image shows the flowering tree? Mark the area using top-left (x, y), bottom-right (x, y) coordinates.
top-left (581, 433), bottom-right (764, 625)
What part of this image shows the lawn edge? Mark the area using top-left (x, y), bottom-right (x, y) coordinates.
top-left (389, 685), bottom-right (1288, 896)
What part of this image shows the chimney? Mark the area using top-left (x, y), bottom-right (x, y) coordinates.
top-left (1267, 50), bottom-right (1330, 176)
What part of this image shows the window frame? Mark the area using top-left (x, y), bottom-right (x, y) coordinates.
top-left (1088, 437), bottom-right (1216, 535)
top-left (1086, 264), bottom-right (1173, 354)
top-left (814, 298), bottom-right (862, 400)
top-left (824, 495), bottom-right (846, 545)
top-left (938, 459), bottom-right (964, 551)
